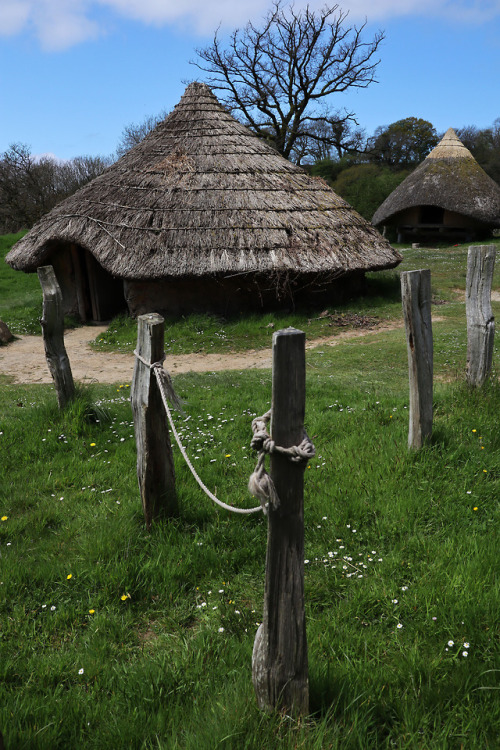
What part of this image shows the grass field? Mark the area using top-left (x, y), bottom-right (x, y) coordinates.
top-left (1, 235), bottom-right (499, 748)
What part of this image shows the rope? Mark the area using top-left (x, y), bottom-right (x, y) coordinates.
top-left (133, 351), bottom-right (315, 517)
top-left (134, 350), bottom-right (263, 515)
top-left (248, 411), bottom-right (315, 513)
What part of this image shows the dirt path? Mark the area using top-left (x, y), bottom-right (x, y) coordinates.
top-left (0, 320), bottom-right (409, 384)
top-left (453, 289), bottom-right (500, 302)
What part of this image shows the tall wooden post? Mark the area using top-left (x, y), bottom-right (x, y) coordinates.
top-left (466, 245), bottom-right (496, 387)
top-left (131, 313), bottom-right (177, 529)
top-left (37, 265), bottom-right (75, 409)
top-left (401, 270), bottom-right (433, 450)
top-left (252, 328), bottom-right (309, 716)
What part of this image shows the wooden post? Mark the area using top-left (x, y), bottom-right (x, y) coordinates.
top-left (252, 328), bottom-right (309, 716)
top-left (466, 245), bottom-right (496, 387)
top-left (401, 270), bottom-right (433, 450)
top-left (131, 313), bottom-right (177, 529)
top-left (37, 265), bottom-right (76, 409)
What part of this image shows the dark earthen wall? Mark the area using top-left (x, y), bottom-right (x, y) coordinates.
top-left (124, 272), bottom-right (366, 317)
top-left (391, 206), bottom-right (491, 242)
top-left (38, 242), bottom-right (367, 320)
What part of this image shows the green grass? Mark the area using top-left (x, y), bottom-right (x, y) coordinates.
top-left (0, 231), bottom-right (44, 335)
top-left (89, 274), bottom-right (402, 355)
top-left (3, 233), bottom-right (500, 354)
top-left (1, 234), bottom-right (500, 748)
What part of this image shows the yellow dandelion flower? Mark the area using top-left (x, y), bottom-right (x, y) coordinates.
top-left (67, 574), bottom-right (73, 580)
top-left (473, 507), bottom-right (478, 511)
top-left (90, 443), bottom-right (96, 447)
top-left (120, 593), bottom-right (131, 601)
top-left (89, 609), bottom-right (95, 614)
top-left (225, 454), bottom-right (231, 458)
top-left (483, 469), bottom-right (488, 473)
top-left (1, 516), bottom-right (7, 522)
top-left (472, 429), bottom-right (477, 433)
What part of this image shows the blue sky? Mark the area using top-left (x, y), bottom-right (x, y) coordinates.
top-left (0, 0), bottom-right (499, 161)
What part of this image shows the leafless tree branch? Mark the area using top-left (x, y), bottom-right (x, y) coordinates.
top-left (192, 1), bottom-right (384, 160)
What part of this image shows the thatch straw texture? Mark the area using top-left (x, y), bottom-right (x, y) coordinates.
top-left (372, 128), bottom-right (500, 228)
top-left (7, 83), bottom-right (400, 278)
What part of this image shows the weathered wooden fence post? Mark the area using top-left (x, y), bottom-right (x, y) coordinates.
top-left (466, 245), bottom-right (496, 387)
top-left (37, 265), bottom-right (75, 409)
top-left (401, 270), bottom-right (433, 450)
top-left (131, 313), bottom-right (177, 529)
top-left (252, 328), bottom-right (309, 716)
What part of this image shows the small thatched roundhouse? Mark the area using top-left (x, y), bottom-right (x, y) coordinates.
top-left (7, 83), bottom-right (401, 321)
top-left (372, 128), bottom-right (500, 243)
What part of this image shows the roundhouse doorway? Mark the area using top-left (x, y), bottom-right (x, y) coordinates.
top-left (68, 244), bottom-right (125, 322)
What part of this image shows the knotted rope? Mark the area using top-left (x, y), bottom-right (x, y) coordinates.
top-left (248, 410), bottom-right (315, 514)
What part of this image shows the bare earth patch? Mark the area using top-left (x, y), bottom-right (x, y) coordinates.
top-left (0, 318), bottom-right (438, 385)
top-left (452, 288), bottom-right (500, 302)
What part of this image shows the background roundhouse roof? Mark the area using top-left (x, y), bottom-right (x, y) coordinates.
top-left (372, 128), bottom-right (500, 228)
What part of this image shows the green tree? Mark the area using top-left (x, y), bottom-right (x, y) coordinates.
top-left (306, 151), bottom-right (367, 182)
top-left (193, 1), bottom-right (384, 162)
top-left (368, 117), bottom-right (438, 170)
top-left (331, 163), bottom-right (409, 220)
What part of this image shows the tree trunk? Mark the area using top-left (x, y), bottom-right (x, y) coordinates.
top-left (252, 328), bottom-right (309, 716)
top-left (131, 313), bottom-right (177, 529)
top-left (401, 270), bottom-right (433, 450)
top-left (466, 245), bottom-right (496, 387)
top-left (37, 265), bottom-right (75, 409)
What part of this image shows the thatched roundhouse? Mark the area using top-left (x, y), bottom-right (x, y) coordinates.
top-left (372, 128), bottom-right (500, 243)
top-left (7, 83), bottom-right (401, 321)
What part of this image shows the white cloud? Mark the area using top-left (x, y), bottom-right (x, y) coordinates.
top-left (344, 0), bottom-right (500, 23)
top-left (35, 1), bottom-right (101, 51)
top-left (0, 0), bottom-right (100, 50)
top-left (0, 1), bottom-right (31, 35)
top-left (0, 0), bottom-right (499, 49)
top-left (33, 152), bottom-right (68, 163)
top-left (98, 0), bottom-right (270, 33)
top-left (98, 0), bottom-right (500, 28)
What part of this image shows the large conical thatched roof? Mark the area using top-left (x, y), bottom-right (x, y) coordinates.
top-left (7, 82), bottom-right (400, 278)
top-left (372, 128), bottom-right (500, 227)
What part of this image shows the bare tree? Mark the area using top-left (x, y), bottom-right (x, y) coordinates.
top-left (54, 154), bottom-right (112, 195)
top-left (192, 2), bottom-right (384, 161)
top-left (0, 144), bottom-right (111, 233)
top-left (456, 119), bottom-right (500, 184)
top-left (291, 118), bottom-right (366, 164)
top-left (116, 111), bottom-right (169, 158)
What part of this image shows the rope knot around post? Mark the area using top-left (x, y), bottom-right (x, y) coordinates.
top-left (248, 408), bottom-right (315, 514)
top-left (250, 411), bottom-right (276, 454)
top-left (135, 351), bottom-right (167, 371)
